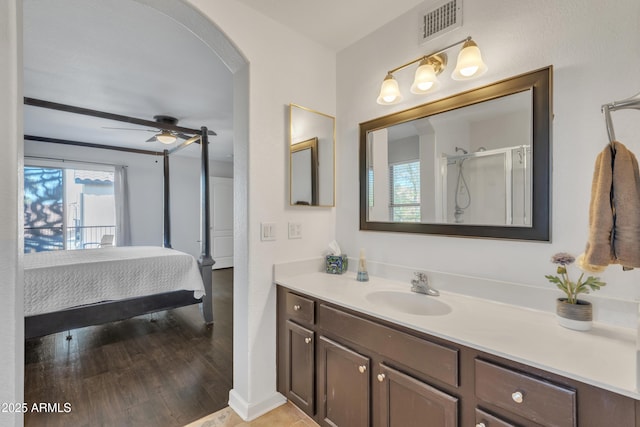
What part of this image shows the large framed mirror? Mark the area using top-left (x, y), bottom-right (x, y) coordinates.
top-left (359, 66), bottom-right (551, 240)
top-left (290, 104), bottom-right (335, 206)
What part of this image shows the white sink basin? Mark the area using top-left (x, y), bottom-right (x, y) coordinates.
top-left (366, 290), bottom-right (452, 316)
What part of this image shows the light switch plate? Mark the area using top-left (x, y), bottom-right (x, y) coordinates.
top-left (261, 222), bottom-right (276, 241)
top-left (288, 222), bottom-right (302, 239)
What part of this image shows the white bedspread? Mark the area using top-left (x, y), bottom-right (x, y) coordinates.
top-left (24, 246), bottom-right (206, 316)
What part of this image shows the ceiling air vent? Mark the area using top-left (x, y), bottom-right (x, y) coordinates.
top-left (420, 0), bottom-right (462, 44)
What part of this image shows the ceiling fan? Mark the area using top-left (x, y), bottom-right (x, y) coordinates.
top-left (103, 115), bottom-right (213, 145)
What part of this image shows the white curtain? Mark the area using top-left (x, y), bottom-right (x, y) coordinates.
top-left (114, 165), bottom-right (131, 246)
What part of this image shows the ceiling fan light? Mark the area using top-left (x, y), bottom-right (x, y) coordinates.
top-left (156, 130), bottom-right (177, 144)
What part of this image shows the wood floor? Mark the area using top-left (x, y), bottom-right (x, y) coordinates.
top-left (24, 268), bottom-right (234, 427)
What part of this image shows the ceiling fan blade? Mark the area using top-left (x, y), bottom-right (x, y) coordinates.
top-left (183, 135), bottom-right (201, 145)
top-left (176, 133), bottom-right (192, 140)
top-left (207, 130), bottom-right (215, 135)
top-left (102, 126), bottom-right (158, 132)
top-left (146, 136), bottom-right (158, 143)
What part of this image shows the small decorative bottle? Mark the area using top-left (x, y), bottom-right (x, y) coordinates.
top-left (356, 248), bottom-right (369, 282)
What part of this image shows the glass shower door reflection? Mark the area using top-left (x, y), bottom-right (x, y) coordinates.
top-left (441, 145), bottom-right (531, 226)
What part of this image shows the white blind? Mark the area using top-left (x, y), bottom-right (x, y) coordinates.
top-left (389, 161), bottom-right (421, 222)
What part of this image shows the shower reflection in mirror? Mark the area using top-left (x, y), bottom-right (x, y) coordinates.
top-left (366, 89), bottom-right (532, 227)
top-left (442, 144), bottom-right (531, 225)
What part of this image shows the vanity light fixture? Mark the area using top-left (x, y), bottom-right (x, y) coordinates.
top-left (377, 73), bottom-right (404, 105)
top-left (451, 39), bottom-right (488, 80)
top-left (376, 36), bottom-right (487, 105)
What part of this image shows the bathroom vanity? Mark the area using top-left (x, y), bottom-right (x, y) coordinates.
top-left (275, 267), bottom-right (640, 426)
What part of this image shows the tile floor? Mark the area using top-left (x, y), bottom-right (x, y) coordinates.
top-left (184, 402), bottom-right (319, 427)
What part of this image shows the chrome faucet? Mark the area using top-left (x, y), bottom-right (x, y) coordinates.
top-left (411, 272), bottom-right (439, 296)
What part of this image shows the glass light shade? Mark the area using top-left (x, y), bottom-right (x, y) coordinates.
top-left (156, 131), bottom-right (177, 144)
top-left (410, 60), bottom-right (440, 94)
top-left (376, 74), bottom-right (403, 105)
top-left (451, 40), bottom-right (487, 80)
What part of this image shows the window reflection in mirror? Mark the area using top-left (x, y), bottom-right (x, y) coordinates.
top-left (290, 104), bottom-right (335, 206)
top-left (360, 66), bottom-right (551, 241)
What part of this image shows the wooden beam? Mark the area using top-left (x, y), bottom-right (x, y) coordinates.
top-left (163, 150), bottom-right (172, 249)
top-left (24, 134), bottom-right (163, 156)
top-left (198, 126), bottom-right (214, 324)
top-left (24, 97), bottom-right (205, 136)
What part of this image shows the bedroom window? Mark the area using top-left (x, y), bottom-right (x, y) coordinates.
top-left (24, 166), bottom-right (116, 252)
top-left (389, 160), bottom-right (421, 222)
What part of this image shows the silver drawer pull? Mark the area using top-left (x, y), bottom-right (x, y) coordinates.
top-left (377, 373), bottom-right (385, 382)
top-left (475, 423), bottom-right (486, 427)
top-left (512, 391), bottom-right (524, 403)
top-left (358, 365), bottom-right (367, 373)
top-left (293, 304), bottom-right (301, 311)
top-left (304, 337), bottom-right (312, 344)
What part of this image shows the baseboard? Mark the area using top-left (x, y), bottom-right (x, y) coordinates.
top-left (228, 389), bottom-right (287, 421)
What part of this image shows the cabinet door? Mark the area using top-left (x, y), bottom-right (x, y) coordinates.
top-left (318, 336), bottom-right (370, 427)
top-left (376, 363), bottom-right (458, 427)
top-left (285, 320), bottom-right (315, 416)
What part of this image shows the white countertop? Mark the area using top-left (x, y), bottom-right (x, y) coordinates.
top-left (275, 269), bottom-right (639, 399)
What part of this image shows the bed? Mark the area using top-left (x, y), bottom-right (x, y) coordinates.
top-left (23, 98), bottom-right (217, 339)
top-left (24, 246), bottom-right (211, 339)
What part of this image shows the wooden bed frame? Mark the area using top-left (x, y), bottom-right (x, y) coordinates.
top-left (24, 98), bottom-right (216, 339)
top-left (25, 290), bottom-right (204, 339)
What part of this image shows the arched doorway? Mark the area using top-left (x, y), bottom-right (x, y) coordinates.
top-left (20, 0), bottom-right (250, 424)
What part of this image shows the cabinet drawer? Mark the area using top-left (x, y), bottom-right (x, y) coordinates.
top-left (475, 359), bottom-right (576, 427)
top-left (475, 408), bottom-right (516, 427)
top-left (285, 292), bottom-right (315, 325)
top-left (319, 304), bottom-right (458, 387)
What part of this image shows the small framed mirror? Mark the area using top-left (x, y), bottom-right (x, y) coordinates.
top-left (359, 67), bottom-right (552, 240)
top-left (290, 104), bottom-right (335, 206)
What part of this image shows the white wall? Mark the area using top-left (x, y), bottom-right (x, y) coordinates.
top-left (0, 1), bottom-right (23, 425)
top-left (187, 0), bottom-right (336, 419)
top-left (1, 0), bottom-right (335, 422)
top-left (24, 141), bottom-right (231, 259)
top-left (336, 0), bottom-right (640, 300)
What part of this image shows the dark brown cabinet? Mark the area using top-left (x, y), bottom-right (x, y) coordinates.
top-left (279, 290), bottom-right (317, 417)
top-left (278, 287), bottom-right (459, 426)
top-left (377, 363), bottom-right (458, 427)
top-left (318, 336), bottom-right (370, 427)
top-left (284, 320), bottom-right (315, 416)
top-left (474, 408), bottom-right (516, 427)
top-left (318, 303), bottom-right (458, 388)
top-left (475, 359), bottom-right (576, 427)
top-left (277, 286), bottom-right (640, 427)
top-left (286, 291), bottom-right (315, 325)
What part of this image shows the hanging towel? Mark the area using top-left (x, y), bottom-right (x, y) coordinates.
top-left (584, 141), bottom-right (640, 269)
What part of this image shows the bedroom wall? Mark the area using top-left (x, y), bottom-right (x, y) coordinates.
top-left (23, 141), bottom-right (232, 259)
top-left (336, 0), bottom-right (640, 300)
top-left (0, 1), bottom-right (23, 425)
